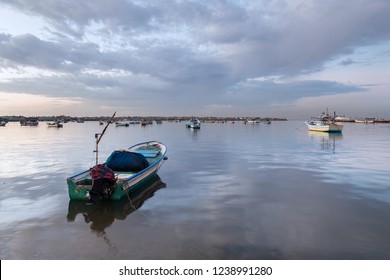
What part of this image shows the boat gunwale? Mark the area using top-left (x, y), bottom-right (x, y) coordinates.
top-left (122, 140), bottom-right (167, 183)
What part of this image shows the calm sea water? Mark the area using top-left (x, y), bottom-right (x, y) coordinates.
top-left (1, 120), bottom-right (390, 259)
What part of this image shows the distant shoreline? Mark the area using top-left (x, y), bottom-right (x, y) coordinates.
top-left (0, 115), bottom-right (288, 123)
top-left (1, 115), bottom-right (390, 123)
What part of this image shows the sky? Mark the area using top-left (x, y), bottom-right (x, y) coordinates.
top-left (0, 0), bottom-right (390, 119)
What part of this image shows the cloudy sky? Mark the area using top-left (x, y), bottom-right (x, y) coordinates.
top-left (1, 0), bottom-right (390, 118)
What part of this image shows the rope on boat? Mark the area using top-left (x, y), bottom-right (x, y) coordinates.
top-left (295, 123), bottom-right (307, 131)
top-left (126, 191), bottom-right (137, 211)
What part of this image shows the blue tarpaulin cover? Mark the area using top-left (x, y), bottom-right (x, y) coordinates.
top-left (106, 150), bottom-right (149, 172)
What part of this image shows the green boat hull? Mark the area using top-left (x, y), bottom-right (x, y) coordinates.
top-left (66, 174), bottom-right (166, 229)
top-left (67, 170), bottom-right (160, 200)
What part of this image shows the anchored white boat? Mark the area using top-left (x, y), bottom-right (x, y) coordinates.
top-left (47, 121), bottom-right (63, 128)
top-left (305, 111), bottom-right (343, 133)
top-left (305, 120), bottom-right (343, 133)
top-left (186, 118), bottom-right (201, 129)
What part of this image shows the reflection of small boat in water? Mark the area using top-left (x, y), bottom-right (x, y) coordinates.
top-left (66, 174), bottom-right (166, 233)
top-left (308, 131), bottom-right (343, 151)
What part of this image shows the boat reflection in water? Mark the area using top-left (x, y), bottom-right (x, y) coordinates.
top-left (66, 174), bottom-right (166, 234)
top-left (308, 131), bottom-right (343, 152)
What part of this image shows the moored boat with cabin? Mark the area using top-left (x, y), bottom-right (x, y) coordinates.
top-left (305, 110), bottom-right (343, 133)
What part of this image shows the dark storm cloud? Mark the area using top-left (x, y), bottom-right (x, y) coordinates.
top-left (1, 0), bottom-right (390, 114)
top-left (0, 32), bottom-right (135, 74)
top-left (0, 33), bottom-right (81, 70)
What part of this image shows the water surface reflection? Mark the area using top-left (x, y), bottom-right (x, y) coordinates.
top-left (1, 121), bottom-right (390, 259)
top-left (308, 131), bottom-right (343, 152)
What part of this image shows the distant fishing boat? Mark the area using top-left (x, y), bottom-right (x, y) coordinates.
top-left (354, 118), bottom-right (374, 124)
top-left (140, 120), bottom-right (153, 126)
top-left (20, 119), bottom-right (39, 126)
top-left (185, 118), bottom-right (201, 129)
top-left (305, 110), bottom-right (343, 133)
top-left (246, 119), bottom-right (260, 124)
top-left (47, 121), bottom-right (63, 128)
top-left (115, 121), bottom-right (129, 127)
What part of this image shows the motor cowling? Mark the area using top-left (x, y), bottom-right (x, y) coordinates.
top-left (88, 164), bottom-right (117, 202)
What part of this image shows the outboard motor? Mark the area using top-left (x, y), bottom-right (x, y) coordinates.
top-left (88, 164), bottom-right (117, 203)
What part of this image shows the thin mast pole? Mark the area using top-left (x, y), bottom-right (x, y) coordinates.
top-left (95, 112), bottom-right (116, 165)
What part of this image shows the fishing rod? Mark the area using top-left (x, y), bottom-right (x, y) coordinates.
top-left (94, 111), bottom-right (116, 164)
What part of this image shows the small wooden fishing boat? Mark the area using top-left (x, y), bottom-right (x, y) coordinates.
top-left (47, 121), bottom-right (63, 128)
top-left (67, 140), bottom-right (167, 201)
top-left (140, 120), bottom-right (153, 126)
top-left (66, 112), bottom-right (167, 202)
top-left (115, 121), bottom-right (129, 127)
top-left (20, 119), bottom-right (39, 126)
top-left (245, 119), bottom-right (260, 124)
